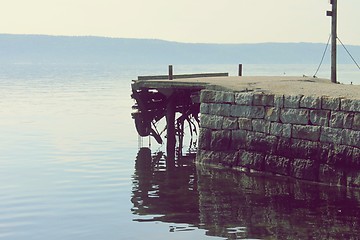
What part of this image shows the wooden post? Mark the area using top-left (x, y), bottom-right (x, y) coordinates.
top-left (238, 64), bottom-right (243, 76)
top-left (168, 65), bottom-right (173, 80)
top-left (327, 0), bottom-right (337, 83)
top-left (166, 94), bottom-right (176, 164)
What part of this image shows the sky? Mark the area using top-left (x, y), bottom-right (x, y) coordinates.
top-left (1, 0), bottom-right (359, 45)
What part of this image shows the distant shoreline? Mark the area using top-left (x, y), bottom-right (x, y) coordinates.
top-left (2, 33), bottom-right (351, 46)
top-left (1, 34), bottom-right (359, 65)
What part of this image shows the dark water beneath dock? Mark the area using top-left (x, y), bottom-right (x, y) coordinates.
top-left (0, 63), bottom-right (359, 239)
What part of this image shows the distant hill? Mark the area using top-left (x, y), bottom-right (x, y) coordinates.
top-left (0, 34), bottom-right (359, 65)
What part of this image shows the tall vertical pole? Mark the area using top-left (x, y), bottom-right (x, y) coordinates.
top-left (327, 0), bottom-right (337, 83)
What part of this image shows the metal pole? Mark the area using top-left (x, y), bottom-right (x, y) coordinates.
top-left (327, 0), bottom-right (337, 83)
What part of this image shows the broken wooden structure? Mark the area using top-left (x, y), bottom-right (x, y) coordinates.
top-left (131, 66), bottom-right (229, 160)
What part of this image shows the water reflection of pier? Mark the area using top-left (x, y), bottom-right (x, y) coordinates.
top-left (132, 148), bottom-right (360, 239)
top-left (131, 148), bottom-right (199, 225)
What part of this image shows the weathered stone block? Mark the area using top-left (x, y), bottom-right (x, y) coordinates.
top-left (208, 103), bottom-right (231, 117)
top-left (238, 118), bottom-right (252, 130)
top-left (353, 113), bottom-right (360, 130)
top-left (252, 119), bottom-right (270, 134)
top-left (200, 90), bottom-right (217, 103)
top-left (200, 114), bottom-right (223, 130)
top-left (292, 125), bottom-right (321, 141)
top-left (284, 95), bottom-right (303, 108)
top-left (344, 112), bottom-right (354, 129)
top-left (231, 105), bottom-right (265, 119)
top-left (274, 95), bottom-right (284, 108)
top-left (300, 95), bottom-right (321, 109)
top-left (350, 148), bottom-right (360, 166)
top-left (322, 96), bottom-right (340, 110)
top-left (342, 129), bottom-right (360, 148)
top-left (330, 111), bottom-right (354, 129)
top-left (253, 93), bottom-right (275, 106)
top-left (347, 171), bottom-right (360, 188)
top-left (222, 117), bottom-right (238, 130)
top-left (238, 150), bottom-right (265, 171)
top-left (310, 110), bottom-right (330, 126)
top-left (195, 149), bottom-right (205, 163)
top-left (247, 132), bottom-right (278, 154)
top-left (265, 107), bottom-right (280, 122)
top-left (341, 99), bottom-right (360, 113)
top-left (290, 158), bottom-right (318, 181)
top-left (270, 122), bottom-right (292, 138)
top-left (210, 130), bottom-right (231, 151)
top-left (319, 164), bottom-right (346, 186)
top-left (318, 143), bottom-right (333, 163)
top-left (219, 151), bottom-right (239, 167)
top-left (264, 155), bottom-right (290, 176)
top-left (320, 127), bottom-right (343, 145)
top-left (196, 150), bottom-right (213, 164)
top-left (231, 130), bottom-right (248, 150)
top-left (280, 108), bottom-right (309, 125)
top-left (198, 128), bottom-right (212, 150)
top-left (214, 91), bottom-right (235, 103)
top-left (291, 139), bottom-right (319, 160)
top-left (327, 145), bottom-right (353, 166)
top-left (200, 103), bottom-right (209, 114)
top-left (276, 137), bottom-right (292, 158)
top-left (231, 105), bottom-right (249, 118)
top-left (235, 92), bottom-right (253, 105)
top-left (207, 151), bottom-right (222, 165)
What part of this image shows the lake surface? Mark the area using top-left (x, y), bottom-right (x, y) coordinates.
top-left (0, 63), bottom-right (359, 240)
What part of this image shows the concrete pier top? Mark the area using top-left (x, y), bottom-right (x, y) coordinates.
top-left (132, 76), bottom-right (360, 99)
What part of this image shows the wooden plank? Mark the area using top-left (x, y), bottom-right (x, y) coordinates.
top-left (168, 65), bottom-right (173, 80)
top-left (138, 72), bottom-right (228, 81)
top-left (166, 95), bottom-right (176, 162)
top-left (238, 64), bottom-right (243, 76)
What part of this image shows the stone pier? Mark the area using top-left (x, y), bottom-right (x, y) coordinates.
top-left (197, 85), bottom-right (360, 187)
top-left (132, 74), bottom-right (360, 188)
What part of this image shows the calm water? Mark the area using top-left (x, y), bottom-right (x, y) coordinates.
top-left (0, 63), bottom-right (359, 240)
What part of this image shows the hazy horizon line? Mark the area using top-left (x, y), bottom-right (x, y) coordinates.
top-left (1, 32), bottom-right (353, 46)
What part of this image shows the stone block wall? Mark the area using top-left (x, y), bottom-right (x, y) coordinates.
top-left (197, 89), bottom-right (360, 188)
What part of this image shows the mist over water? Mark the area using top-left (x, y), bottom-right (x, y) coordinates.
top-left (0, 63), bottom-right (359, 239)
